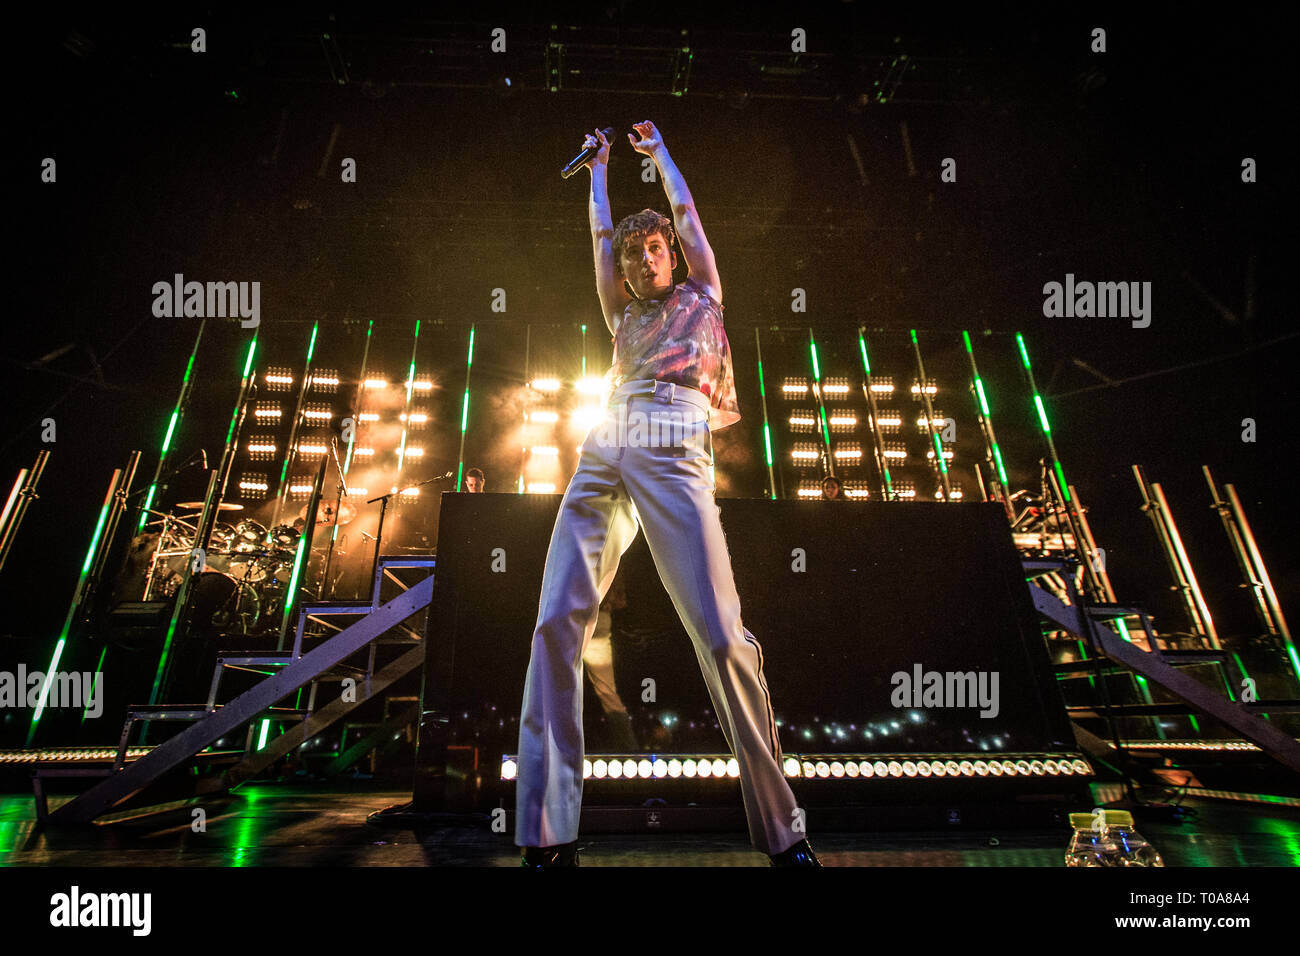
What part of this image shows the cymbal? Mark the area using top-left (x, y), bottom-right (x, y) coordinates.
top-left (299, 500), bottom-right (357, 526)
top-left (147, 513), bottom-right (197, 531)
top-left (175, 501), bottom-right (245, 512)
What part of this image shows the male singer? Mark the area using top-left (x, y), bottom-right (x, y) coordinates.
top-left (515, 122), bottom-right (820, 867)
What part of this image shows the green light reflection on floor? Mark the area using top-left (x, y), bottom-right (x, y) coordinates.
top-left (227, 788), bottom-right (266, 868)
top-left (1256, 817), bottom-right (1300, 866)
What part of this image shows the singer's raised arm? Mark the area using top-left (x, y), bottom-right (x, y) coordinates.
top-left (628, 121), bottom-right (722, 305)
top-left (584, 129), bottom-right (629, 336)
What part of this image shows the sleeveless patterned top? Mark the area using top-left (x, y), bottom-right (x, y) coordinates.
top-left (608, 276), bottom-right (740, 429)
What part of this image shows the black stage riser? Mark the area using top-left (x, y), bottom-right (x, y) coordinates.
top-left (413, 494), bottom-right (1078, 810)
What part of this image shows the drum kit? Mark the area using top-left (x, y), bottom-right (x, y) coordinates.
top-left (1009, 491), bottom-right (1074, 553)
top-left (140, 499), bottom-right (353, 636)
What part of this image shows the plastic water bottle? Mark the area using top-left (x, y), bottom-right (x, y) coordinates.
top-left (1065, 810), bottom-right (1163, 867)
top-left (1065, 812), bottom-right (1121, 866)
top-left (1105, 811), bottom-right (1165, 867)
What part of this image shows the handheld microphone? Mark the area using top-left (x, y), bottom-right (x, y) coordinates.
top-left (561, 128), bottom-right (615, 179)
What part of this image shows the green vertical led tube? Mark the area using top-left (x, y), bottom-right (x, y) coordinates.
top-left (909, 329), bottom-right (951, 500)
top-left (1015, 332), bottom-right (1070, 504)
top-left (455, 325), bottom-right (475, 491)
top-left (138, 320), bottom-right (207, 530)
top-left (395, 319), bottom-right (422, 487)
top-left (1021, 333), bottom-right (1138, 649)
top-left (27, 476), bottom-right (120, 743)
top-left (343, 320), bottom-right (374, 478)
top-left (857, 329), bottom-right (894, 500)
top-left (961, 329), bottom-right (1012, 505)
top-left (753, 329), bottom-right (778, 499)
top-left (808, 330), bottom-right (833, 479)
top-left (270, 321), bottom-right (320, 529)
top-left (151, 335), bottom-right (258, 706)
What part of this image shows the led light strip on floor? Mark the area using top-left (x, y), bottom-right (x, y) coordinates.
top-left (0, 748), bottom-right (152, 764)
top-left (1119, 740), bottom-right (1261, 752)
top-left (500, 754), bottom-right (1093, 781)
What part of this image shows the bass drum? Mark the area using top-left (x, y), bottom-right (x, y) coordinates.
top-left (190, 570), bottom-right (259, 635)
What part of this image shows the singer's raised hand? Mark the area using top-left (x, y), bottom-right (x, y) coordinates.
top-left (628, 121), bottom-right (663, 156)
top-left (583, 128), bottom-right (611, 170)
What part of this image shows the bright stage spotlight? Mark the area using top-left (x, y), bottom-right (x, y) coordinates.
top-left (571, 406), bottom-right (604, 429)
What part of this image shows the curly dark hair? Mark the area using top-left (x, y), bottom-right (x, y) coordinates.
top-left (611, 209), bottom-right (677, 277)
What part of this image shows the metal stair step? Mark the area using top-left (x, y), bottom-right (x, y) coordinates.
top-left (47, 576), bottom-right (436, 824)
top-left (301, 603), bottom-right (375, 616)
top-left (1054, 662), bottom-right (1138, 679)
top-left (1031, 575), bottom-right (1300, 774)
top-left (1084, 603), bottom-right (1144, 619)
top-left (126, 705), bottom-right (214, 720)
top-left (1022, 558), bottom-right (1072, 573)
top-left (1055, 651), bottom-right (1231, 679)
top-left (215, 654), bottom-right (380, 678)
top-left (1157, 649), bottom-right (1231, 664)
top-left (1067, 702), bottom-right (1204, 718)
top-left (377, 556), bottom-right (436, 569)
top-left (1244, 700), bottom-right (1300, 714)
top-left (128, 703), bottom-right (310, 720)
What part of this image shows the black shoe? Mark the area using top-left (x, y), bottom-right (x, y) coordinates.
top-left (769, 838), bottom-right (822, 867)
top-left (521, 841), bottom-right (580, 867)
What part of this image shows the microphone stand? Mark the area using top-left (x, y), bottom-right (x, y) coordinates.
top-left (367, 471), bottom-right (453, 592)
top-left (124, 450), bottom-right (205, 504)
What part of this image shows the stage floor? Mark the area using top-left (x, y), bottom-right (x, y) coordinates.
top-left (2, 784), bottom-right (1297, 867)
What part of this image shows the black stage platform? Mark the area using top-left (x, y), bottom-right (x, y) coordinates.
top-left (3, 782), bottom-right (1297, 867)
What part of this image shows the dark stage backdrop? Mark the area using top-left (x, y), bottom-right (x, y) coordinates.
top-left (418, 493), bottom-right (1074, 787)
